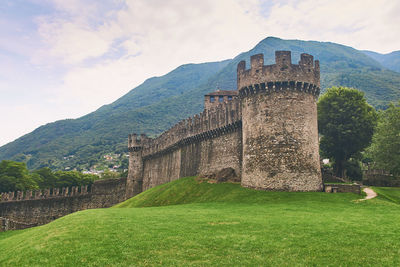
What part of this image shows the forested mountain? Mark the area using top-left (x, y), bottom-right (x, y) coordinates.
top-left (1, 37), bottom-right (399, 170)
top-left (363, 50), bottom-right (400, 73)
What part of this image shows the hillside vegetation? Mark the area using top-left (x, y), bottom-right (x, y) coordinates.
top-left (363, 50), bottom-right (400, 73)
top-left (1, 37), bottom-right (400, 170)
top-left (1, 177), bottom-right (400, 266)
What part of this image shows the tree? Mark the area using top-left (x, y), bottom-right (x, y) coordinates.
top-left (0, 160), bottom-right (38, 192)
top-left (367, 102), bottom-right (400, 176)
top-left (54, 171), bottom-right (98, 188)
top-left (318, 87), bottom-right (378, 177)
top-left (32, 167), bottom-right (58, 188)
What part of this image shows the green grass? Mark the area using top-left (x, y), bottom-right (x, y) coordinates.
top-left (1, 177), bottom-right (400, 266)
top-left (373, 186), bottom-right (400, 204)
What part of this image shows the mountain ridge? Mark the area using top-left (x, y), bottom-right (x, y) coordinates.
top-left (362, 50), bottom-right (400, 73)
top-left (1, 37), bottom-right (399, 170)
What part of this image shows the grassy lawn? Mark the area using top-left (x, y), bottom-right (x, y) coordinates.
top-left (0, 177), bottom-right (399, 266)
top-left (372, 186), bottom-right (400, 204)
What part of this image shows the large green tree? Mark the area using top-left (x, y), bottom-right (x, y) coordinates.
top-left (53, 171), bottom-right (98, 188)
top-left (367, 102), bottom-right (400, 176)
top-left (0, 161), bottom-right (100, 193)
top-left (318, 87), bottom-right (378, 177)
top-left (0, 160), bottom-right (38, 192)
top-left (32, 167), bottom-right (58, 188)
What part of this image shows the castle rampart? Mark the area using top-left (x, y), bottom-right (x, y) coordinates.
top-left (127, 98), bottom-right (243, 195)
top-left (135, 98), bottom-right (242, 158)
top-left (0, 178), bottom-right (126, 230)
top-left (0, 185), bottom-right (89, 202)
top-left (127, 50), bottom-right (322, 195)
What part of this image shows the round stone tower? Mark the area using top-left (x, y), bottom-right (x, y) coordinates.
top-left (238, 51), bottom-right (323, 191)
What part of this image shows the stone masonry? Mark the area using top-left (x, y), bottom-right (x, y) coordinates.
top-left (0, 178), bottom-right (126, 231)
top-left (127, 51), bottom-right (323, 197)
top-left (239, 52), bottom-right (322, 191)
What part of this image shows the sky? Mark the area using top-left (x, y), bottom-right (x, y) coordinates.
top-left (0, 0), bottom-right (399, 147)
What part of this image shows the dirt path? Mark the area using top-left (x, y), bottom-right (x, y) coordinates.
top-left (360, 187), bottom-right (377, 201)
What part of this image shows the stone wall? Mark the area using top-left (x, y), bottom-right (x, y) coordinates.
top-left (324, 183), bottom-right (361, 194)
top-left (0, 178), bottom-right (126, 230)
top-left (0, 217), bottom-right (37, 232)
top-left (142, 128), bottom-right (242, 191)
top-left (133, 98), bottom-right (242, 158)
top-left (363, 169), bottom-right (400, 187)
top-left (89, 178), bottom-right (127, 208)
top-left (127, 97), bottom-right (242, 196)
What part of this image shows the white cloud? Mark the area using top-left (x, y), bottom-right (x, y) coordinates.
top-left (260, 0), bottom-right (400, 53)
top-left (41, 0), bottom-right (400, 115)
top-left (37, 21), bottom-right (112, 64)
top-left (39, 0), bottom-right (266, 110)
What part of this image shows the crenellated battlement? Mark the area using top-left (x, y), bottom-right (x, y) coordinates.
top-left (1, 178), bottom-right (126, 230)
top-left (237, 51), bottom-right (320, 95)
top-left (129, 98), bottom-right (242, 159)
top-left (128, 134), bottom-right (149, 152)
top-left (0, 185), bottom-right (90, 203)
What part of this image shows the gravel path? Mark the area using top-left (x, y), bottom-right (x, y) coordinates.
top-left (360, 187), bottom-right (377, 201)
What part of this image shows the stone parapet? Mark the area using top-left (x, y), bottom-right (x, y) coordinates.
top-left (0, 185), bottom-right (90, 203)
top-left (363, 169), bottom-right (400, 187)
top-left (324, 183), bottom-right (361, 194)
top-left (142, 120), bottom-right (242, 160)
top-left (237, 51), bottom-right (320, 90)
top-left (0, 178), bottom-right (127, 231)
top-left (129, 98), bottom-right (242, 158)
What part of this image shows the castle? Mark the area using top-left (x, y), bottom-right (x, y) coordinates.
top-left (1, 51), bottom-right (323, 231)
top-left (126, 51), bottom-right (323, 198)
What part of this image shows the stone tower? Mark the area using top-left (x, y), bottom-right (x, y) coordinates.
top-left (126, 133), bottom-right (145, 199)
top-left (238, 51), bottom-right (323, 191)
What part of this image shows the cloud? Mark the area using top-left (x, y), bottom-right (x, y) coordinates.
top-left (37, 21), bottom-right (112, 64)
top-left (33, 0), bottom-right (120, 65)
top-left (260, 0), bottom-right (400, 53)
top-left (1, 0), bottom-right (400, 146)
top-left (37, 0), bottom-right (266, 109)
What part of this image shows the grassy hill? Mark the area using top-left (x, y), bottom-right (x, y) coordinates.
top-left (1, 37), bottom-right (400, 170)
top-left (1, 177), bottom-right (400, 266)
